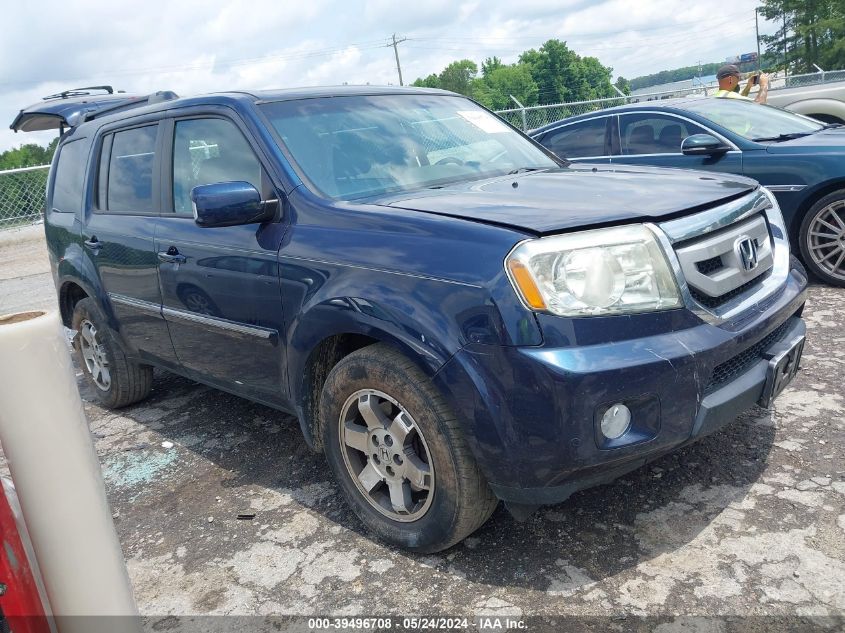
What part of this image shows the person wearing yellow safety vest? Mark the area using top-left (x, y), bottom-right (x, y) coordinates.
top-left (713, 64), bottom-right (769, 103)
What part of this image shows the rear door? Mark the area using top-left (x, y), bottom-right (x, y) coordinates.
top-left (533, 116), bottom-right (611, 164)
top-left (610, 112), bottom-right (743, 174)
top-left (81, 120), bottom-right (178, 365)
top-left (155, 110), bottom-right (286, 402)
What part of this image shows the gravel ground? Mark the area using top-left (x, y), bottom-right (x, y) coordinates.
top-left (1, 226), bottom-right (844, 632)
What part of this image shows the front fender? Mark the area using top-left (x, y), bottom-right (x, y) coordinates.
top-left (284, 270), bottom-right (502, 390)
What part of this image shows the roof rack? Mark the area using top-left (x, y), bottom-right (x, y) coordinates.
top-left (78, 90), bottom-right (180, 124)
top-left (43, 85), bottom-right (119, 101)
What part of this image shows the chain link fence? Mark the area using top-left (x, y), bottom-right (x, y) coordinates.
top-left (783, 69), bottom-right (845, 88)
top-left (495, 86), bottom-right (709, 131)
top-left (495, 69), bottom-right (845, 131)
top-left (0, 165), bottom-right (50, 231)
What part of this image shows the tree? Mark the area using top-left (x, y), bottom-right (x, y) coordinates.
top-left (438, 59), bottom-right (478, 96)
top-left (410, 38), bottom-right (616, 107)
top-left (473, 64), bottom-right (539, 110)
top-left (614, 76), bottom-right (631, 95)
top-left (628, 62), bottom-right (724, 91)
top-left (0, 138), bottom-right (58, 170)
top-left (412, 74), bottom-right (441, 89)
top-left (518, 39), bottom-right (615, 103)
top-left (759, 0), bottom-right (845, 72)
top-left (481, 56), bottom-right (505, 78)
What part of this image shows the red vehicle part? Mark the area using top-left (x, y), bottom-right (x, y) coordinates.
top-left (0, 478), bottom-right (52, 633)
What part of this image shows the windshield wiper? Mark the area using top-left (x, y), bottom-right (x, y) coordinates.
top-left (506, 167), bottom-right (544, 175)
top-left (822, 123), bottom-right (843, 130)
top-left (751, 132), bottom-right (813, 142)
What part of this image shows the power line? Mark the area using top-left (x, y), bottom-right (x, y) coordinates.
top-left (406, 8), bottom-right (754, 44)
top-left (402, 17), bottom-right (756, 57)
top-left (0, 39), bottom-right (393, 88)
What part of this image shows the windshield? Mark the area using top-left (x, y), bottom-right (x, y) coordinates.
top-left (682, 98), bottom-right (824, 141)
top-left (260, 94), bottom-right (558, 200)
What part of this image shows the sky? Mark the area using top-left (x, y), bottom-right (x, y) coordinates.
top-left (1, 0), bottom-right (778, 154)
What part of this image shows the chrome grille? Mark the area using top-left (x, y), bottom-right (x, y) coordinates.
top-left (673, 213), bottom-right (773, 305)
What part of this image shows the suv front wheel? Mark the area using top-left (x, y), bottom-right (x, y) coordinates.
top-left (320, 344), bottom-right (498, 552)
top-left (72, 298), bottom-right (153, 408)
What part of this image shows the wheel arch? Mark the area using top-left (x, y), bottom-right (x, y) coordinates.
top-left (289, 301), bottom-right (459, 453)
top-left (790, 179), bottom-right (845, 242)
top-left (58, 279), bottom-right (90, 328)
top-left (783, 98), bottom-right (845, 124)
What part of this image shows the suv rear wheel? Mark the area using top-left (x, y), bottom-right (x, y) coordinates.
top-left (320, 344), bottom-right (498, 552)
top-left (799, 189), bottom-right (845, 287)
top-left (72, 298), bottom-right (153, 408)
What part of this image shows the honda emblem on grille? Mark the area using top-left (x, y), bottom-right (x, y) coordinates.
top-left (735, 236), bottom-right (759, 272)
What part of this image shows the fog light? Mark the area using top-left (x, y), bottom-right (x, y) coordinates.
top-left (601, 404), bottom-right (631, 439)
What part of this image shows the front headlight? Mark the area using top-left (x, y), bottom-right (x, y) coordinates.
top-left (506, 224), bottom-right (682, 317)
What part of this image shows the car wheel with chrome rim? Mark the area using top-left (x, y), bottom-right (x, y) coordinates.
top-left (71, 297), bottom-right (153, 408)
top-left (320, 343), bottom-right (498, 552)
top-left (799, 190), bottom-right (845, 287)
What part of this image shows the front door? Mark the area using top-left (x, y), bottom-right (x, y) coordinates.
top-left (610, 113), bottom-right (743, 174)
top-left (534, 116), bottom-right (612, 164)
top-left (82, 122), bottom-right (178, 365)
top-left (155, 114), bottom-right (286, 402)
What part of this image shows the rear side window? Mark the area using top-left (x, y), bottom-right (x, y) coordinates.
top-left (102, 125), bottom-right (158, 213)
top-left (51, 139), bottom-right (88, 212)
top-left (619, 113), bottom-right (707, 155)
top-left (541, 118), bottom-right (608, 158)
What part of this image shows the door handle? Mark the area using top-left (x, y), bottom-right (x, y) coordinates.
top-left (158, 247), bottom-right (187, 264)
top-left (84, 237), bottom-right (101, 251)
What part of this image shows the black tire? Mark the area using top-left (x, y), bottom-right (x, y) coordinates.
top-left (71, 297), bottom-right (153, 408)
top-left (320, 343), bottom-right (498, 552)
top-left (798, 189), bottom-right (845, 287)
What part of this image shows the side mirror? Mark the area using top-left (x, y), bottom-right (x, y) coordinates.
top-left (191, 182), bottom-right (273, 228)
top-left (681, 134), bottom-right (731, 156)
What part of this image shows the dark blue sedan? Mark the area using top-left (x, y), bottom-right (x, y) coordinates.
top-left (530, 98), bottom-right (845, 286)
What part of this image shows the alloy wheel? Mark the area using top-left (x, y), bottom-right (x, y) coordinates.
top-left (807, 200), bottom-right (845, 281)
top-left (79, 320), bottom-right (111, 391)
top-left (338, 389), bottom-right (434, 522)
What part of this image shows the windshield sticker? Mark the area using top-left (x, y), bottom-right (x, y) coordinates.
top-left (457, 110), bottom-right (509, 134)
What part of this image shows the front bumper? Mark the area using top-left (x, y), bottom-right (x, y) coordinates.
top-left (434, 264), bottom-right (808, 505)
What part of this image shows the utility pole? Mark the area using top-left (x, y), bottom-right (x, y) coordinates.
top-left (782, 12), bottom-right (788, 76)
top-left (389, 34), bottom-right (407, 86)
top-left (755, 8), bottom-right (761, 71)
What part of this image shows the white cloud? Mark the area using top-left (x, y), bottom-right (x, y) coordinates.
top-left (1, 0), bottom-right (778, 153)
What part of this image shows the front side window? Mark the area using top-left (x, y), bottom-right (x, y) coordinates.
top-left (619, 113), bottom-right (707, 155)
top-left (172, 118), bottom-right (263, 214)
top-left (260, 94), bottom-right (559, 200)
top-left (682, 98), bottom-right (824, 141)
top-left (105, 125), bottom-right (158, 213)
top-left (51, 139), bottom-right (87, 212)
top-left (541, 118), bottom-right (608, 158)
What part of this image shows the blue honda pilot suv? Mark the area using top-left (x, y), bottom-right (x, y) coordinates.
top-left (12, 85), bottom-right (808, 552)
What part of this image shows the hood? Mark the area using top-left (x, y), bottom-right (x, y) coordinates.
top-left (764, 128), bottom-right (845, 153)
top-left (375, 164), bottom-right (757, 234)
